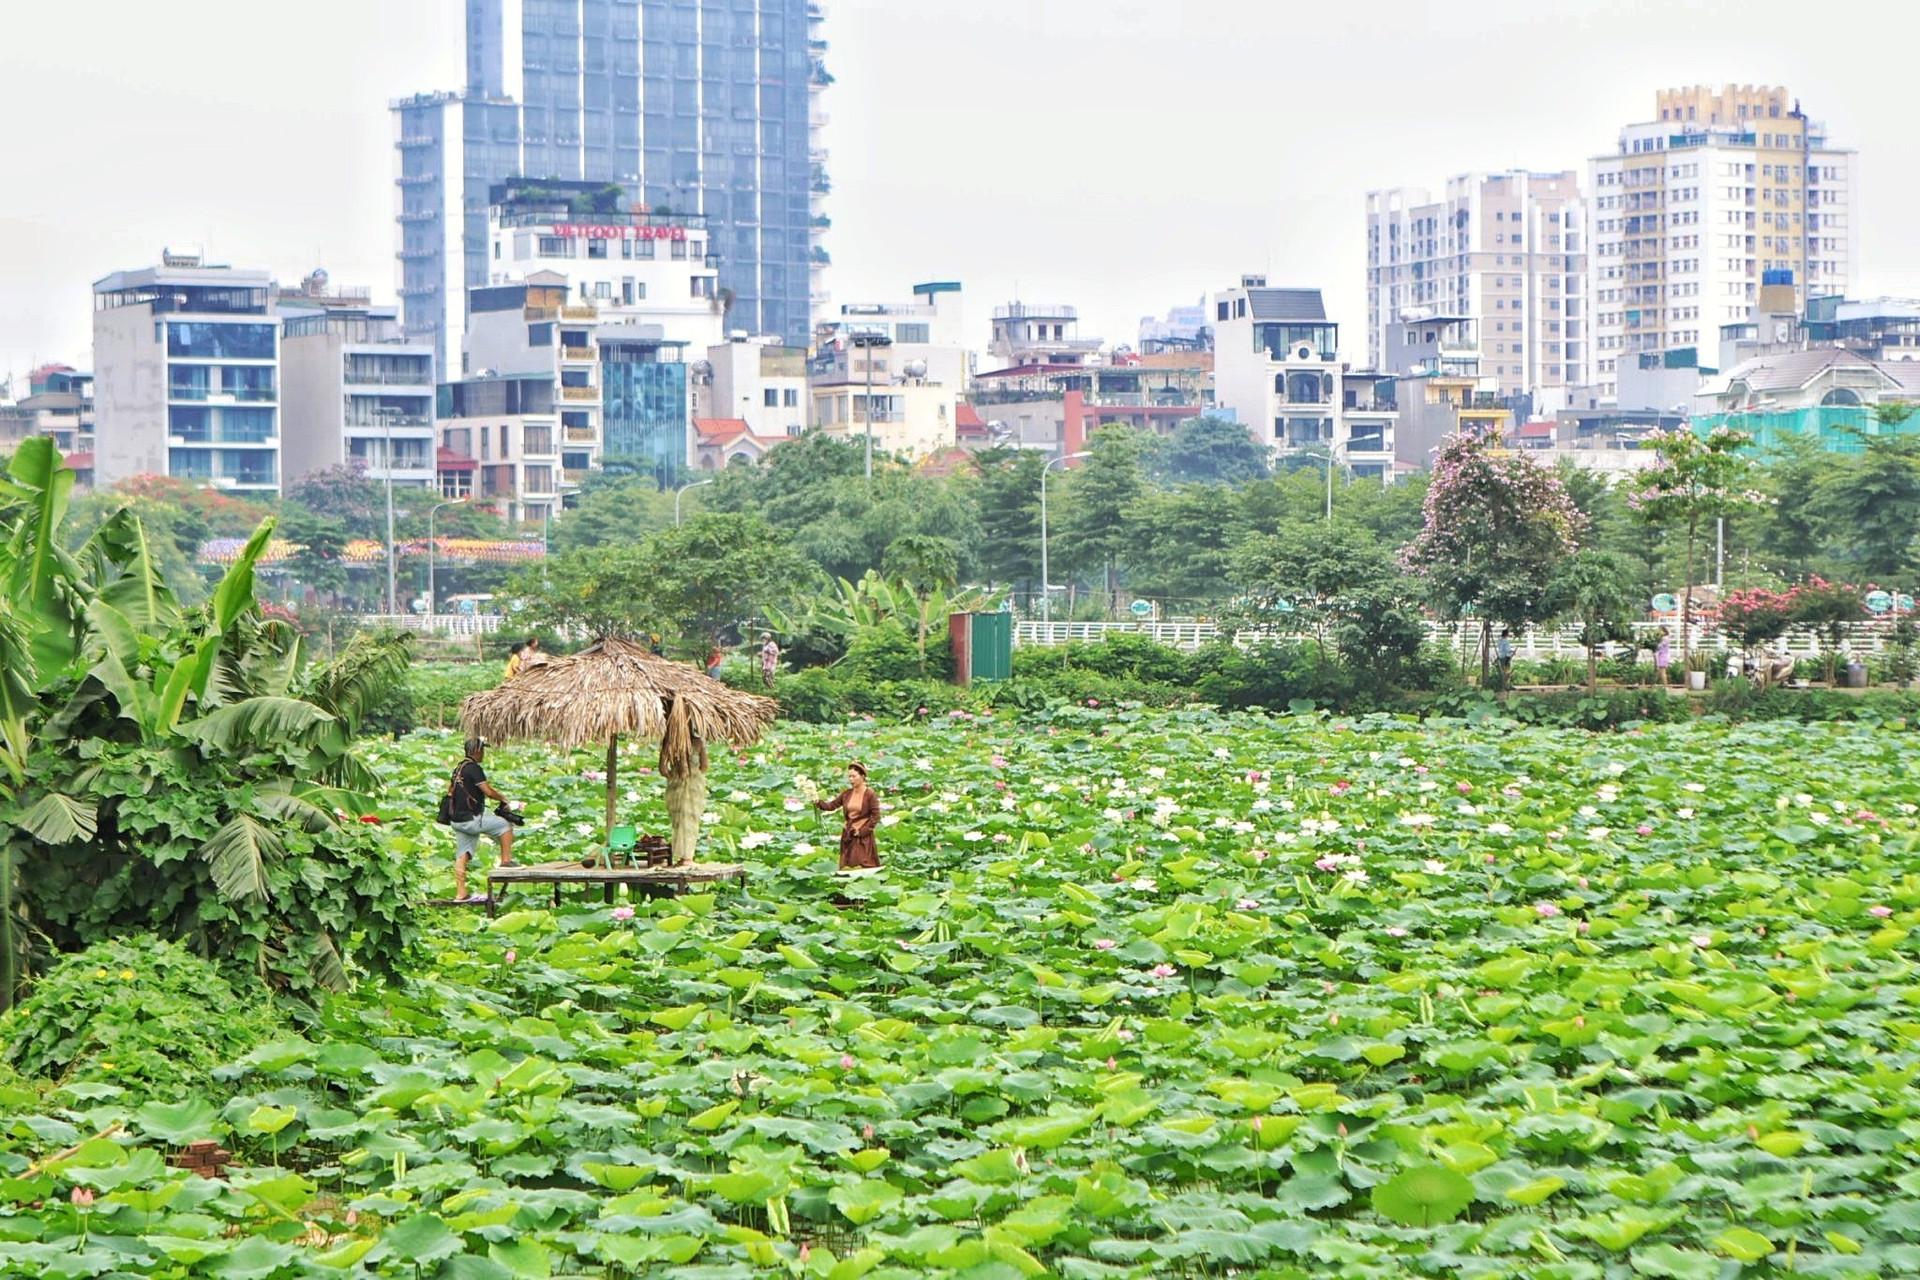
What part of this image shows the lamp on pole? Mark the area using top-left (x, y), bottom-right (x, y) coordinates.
top-left (375, 407), bottom-right (399, 615)
top-left (426, 496), bottom-right (469, 616)
top-left (1040, 450), bottom-right (1092, 624)
top-left (1297, 436), bottom-right (1348, 523)
top-left (675, 477), bottom-right (715, 527)
top-left (850, 330), bottom-right (893, 484)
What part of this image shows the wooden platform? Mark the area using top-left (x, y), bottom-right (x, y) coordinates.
top-left (484, 861), bottom-right (748, 915)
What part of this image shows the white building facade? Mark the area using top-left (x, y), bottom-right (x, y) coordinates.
top-left (1588, 84), bottom-right (1858, 406)
top-left (695, 335), bottom-right (809, 440)
top-left (279, 277), bottom-right (436, 492)
top-left (93, 252), bottom-right (282, 495)
top-left (818, 282), bottom-right (971, 390)
top-left (1211, 277), bottom-right (1395, 482)
top-left (1366, 170), bottom-right (1588, 404)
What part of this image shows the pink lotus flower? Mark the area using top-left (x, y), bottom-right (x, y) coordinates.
top-left (1314, 856), bottom-right (1342, 872)
top-left (1636, 824), bottom-right (1653, 836)
top-left (1086, 698), bottom-right (1100, 707)
top-left (1116, 1028), bottom-right (1134, 1041)
top-left (1385, 926), bottom-right (1408, 938)
top-left (1504, 786), bottom-right (1523, 798)
top-left (991, 755), bottom-right (1008, 768)
top-left (799, 1243), bottom-right (811, 1263)
top-left (1576, 876), bottom-right (1589, 890)
top-left (917, 706), bottom-right (928, 715)
top-left (840, 1054), bottom-right (855, 1070)
top-left (70, 1187), bottom-right (94, 1208)
top-left (1252, 850), bottom-right (1269, 862)
top-left (1457, 781), bottom-right (1473, 794)
top-left (503, 949), bottom-right (517, 963)
top-left (611, 906), bottom-right (635, 920)
top-left (1534, 902), bottom-right (1560, 918)
top-left (1149, 964), bottom-right (1178, 979)
top-left (1093, 938), bottom-right (1116, 950)
top-left (1870, 905), bottom-right (1894, 918)
top-left (1330, 780), bottom-right (1352, 795)
top-left (1251, 1115), bottom-right (1263, 1132)
top-left (1578, 920), bottom-right (1590, 933)
top-left (1236, 898), bottom-right (1259, 910)
top-left (1414, 765), bottom-right (1429, 775)
top-left (1107, 1055), bottom-right (1117, 1070)
top-left (1691, 934), bottom-right (1712, 948)
top-left (863, 1123), bottom-right (875, 1141)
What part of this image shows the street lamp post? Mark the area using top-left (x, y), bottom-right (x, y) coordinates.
top-left (426, 496), bottom-right (469, 616)
top-left (851, 331), bottom-right (893, 484)
top-left (676, 477), bottom-right (715, 527)
top-left (1040, 450), bottom-right (1093, 625)
top-left (376, 407), bottom-right (399, 615)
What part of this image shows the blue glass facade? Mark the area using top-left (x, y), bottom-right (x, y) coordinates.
top-left (600, 349), bottom-right (688, 486)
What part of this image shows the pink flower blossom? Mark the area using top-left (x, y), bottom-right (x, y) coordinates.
top-left (70, 1187), bottom-right (94, 1208)
top-left (1116, 1028), bottom-right (1134, 1041)
top-left (1457, 781), bottom-right (1473, 794)
top-left (840, 1054), bottom-right (855, 1070)
top-left (1534, 902), bottom-right (1560, 918)
top-left (1314, 855), bottom-right (1342, 872)
top-left (1251, 1115), bottom-right (1263, 1132)
top-left (990, 755), bottom-right (1008, 768)
top-left (863, 1123), bottom-right (875, 1141)
top-left (503, 949), bottom-right (517, 963)
top-left (1093, 938), bottom-right (1117, 950)
top-left (1086, 698), bottom-right (1100, 707)
top-left (1578, 920), bottom-right (1590, 933)
top-left (1236, 898), bottom-right (1259, 910)
top-left (1691, 934), bottom-right (1712, 948)
top-left (1385, 926), bottom-right (1408, 937)
top-left (1576, 876), bottom-right (1589, 889)
top-left (611, 906), bottom-right (635, 920)
top-left (1414, 765), bottom-right (1429, 775)
top-left (1870, 905), bottom-right (1894, 918)
top-left (1107, 1055), bottom-right (1117, 1070)
top-left (1330, 780), bottom-right (1352, 795)
top-left (1636, 824), bottom-right (1654, 836)
top-left (1149, 964), bottom-right (1178, 979)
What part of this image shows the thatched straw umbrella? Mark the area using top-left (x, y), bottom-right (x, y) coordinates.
top-left (460, 637), bottom-right (779, 863)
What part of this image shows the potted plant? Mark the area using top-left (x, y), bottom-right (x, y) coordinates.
top-left (1684, 649), bottom-right (1711, 691)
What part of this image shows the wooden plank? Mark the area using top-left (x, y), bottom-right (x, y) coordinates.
top-left (487, 863), bottom-right (747, 886)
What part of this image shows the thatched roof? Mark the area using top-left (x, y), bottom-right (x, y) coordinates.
top-left (460, 637), bottom-right (779, 749)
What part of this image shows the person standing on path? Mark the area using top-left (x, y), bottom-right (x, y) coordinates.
top-left (448, 737), bottom-right (516, 901)
top-left (706, 642), bottom-right (725, 680)
top-left (759, 633), bottom-right (781, 689)
top-left (814, 762), bottom-right (881, 872)
top-left (1495, 629), bottom-right (1515, 688)
top-left (1654, 628), bottom-right (1672, 685)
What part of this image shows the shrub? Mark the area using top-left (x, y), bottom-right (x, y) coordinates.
top-left (0, 937), bottom-right (283, 1103)
top-left (839, 622), bottom-right (925, 684)
top-left (774, 668), bottom-right (850, 723)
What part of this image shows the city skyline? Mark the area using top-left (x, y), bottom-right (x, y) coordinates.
top-left (6, 0), bottom-right (1920, 381)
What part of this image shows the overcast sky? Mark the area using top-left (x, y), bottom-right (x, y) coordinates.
top-left (4, 0), bottom-right (1917, 381)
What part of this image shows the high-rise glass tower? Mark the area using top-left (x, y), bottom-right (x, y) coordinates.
top-left (396, 0), bottom-right (824, 371)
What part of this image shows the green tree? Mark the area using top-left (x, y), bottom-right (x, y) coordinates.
top-left (1809, 423), bottom-right (1920, 582)
top-left (1230, 520), bottom-right (1396, 653)
top-left (973, 448), bottom-right (1045, 592)
top-left (882, 533), bottom-right (961, 662)
top-left (1125, 485), bottom-right (1241, 605)
top-left (279, 508), bottom-right (349, 605)
top-left (1753, 433), bottom-right (1826, 577)
top-left (1054, 426), bottom-right (1146, 612)
top-left (548, 474), bottom-right (678, 556)
top-left (1155, 415), bottom-right (1270, 486)
top-left (1630, 425), bottom-right (1765, 656)
top-left (1545, 550), bottom-right (1640, 691)
top-left (1404, 426), bottom-right (1583, 681)
top-left (284, 465), bottom-right (387, 539)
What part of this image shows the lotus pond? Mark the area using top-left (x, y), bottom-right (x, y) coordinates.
top-left (6, 706), bottom-right (1920, 1278)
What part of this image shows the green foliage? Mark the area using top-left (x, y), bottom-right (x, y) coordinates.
top-left (838, 620), bottom-right (924, 684)
top-left (0, 447), bottom-right (423, 1007)
top-left (1153, 414), bottom-right (1271, 486)
top-left (1054, 425), bottom-right (1146, 607)
top-left (0, 937), bottom-right (281, 1102)
top-left (1547, 550), bottom-right (1641, 689)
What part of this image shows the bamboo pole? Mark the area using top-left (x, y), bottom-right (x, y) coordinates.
top-left (604, 733), bottom-right (619, 843)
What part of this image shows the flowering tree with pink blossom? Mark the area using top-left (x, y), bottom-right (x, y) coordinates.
top-left (1403, 426), bottom-right (1584, 682)
top-left (1628, 425), bottom-right (1766, 658)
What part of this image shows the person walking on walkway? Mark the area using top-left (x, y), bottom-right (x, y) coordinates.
top-left (759, 633), bottom-right (781, 689)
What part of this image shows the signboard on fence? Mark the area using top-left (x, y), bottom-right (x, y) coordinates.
top-left (1651, 593), bottom-right (1677, 613)
top-left (1130, 600), bottom-right (1154, 619)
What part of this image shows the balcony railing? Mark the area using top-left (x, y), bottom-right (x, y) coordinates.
top-left (562, 346), bottom-right (595, 362)
top-left (561, 385), bottom-right (598, 401)
top-left (564, 426), bottom-right (597, 444)
top-left (560, 305), bottom-right (598, 321)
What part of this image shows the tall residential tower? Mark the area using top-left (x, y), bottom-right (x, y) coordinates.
top-left (1588, 84), bottom-right (1857, 407)
top-left (1365, 170), bottom-right (1588, 405)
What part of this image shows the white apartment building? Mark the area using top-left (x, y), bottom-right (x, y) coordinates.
top-left (1210, 277), bottom-right (1395, 482)
top-left (817, 282), bottom-right (971, 390)
top-left (93, 252), bottom-right (282, 495)
top-left (693, 335), bottom-right (809, 440)
top-left (1588, 84), bottom-right (1858, 407)
top-left (437, 373), bottom-right (560, 527)
top-left (278, 273), bottom-right (436, 492)
top-left (1365, 170), bottom-right (1588, 403)
top-left (485, 199), bottom-right (724, 360)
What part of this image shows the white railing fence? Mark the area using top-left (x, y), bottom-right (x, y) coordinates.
top-left (1013, 618), bottom-right (1906, 659)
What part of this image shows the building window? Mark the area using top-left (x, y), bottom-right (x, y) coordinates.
top-left (783, 388), bottom-right (799, 407)
top-left (895, 323), bottom-right (930, 345)
top-left (764, 388), bottom-right (779, 407)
